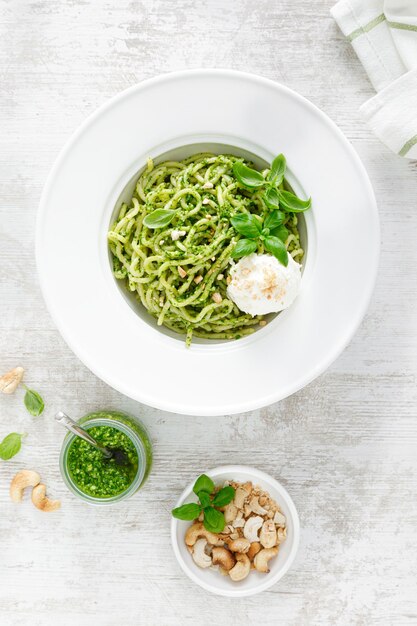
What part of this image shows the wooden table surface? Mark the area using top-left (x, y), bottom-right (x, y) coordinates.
top-left (1, 1), bottom-right (416, 624)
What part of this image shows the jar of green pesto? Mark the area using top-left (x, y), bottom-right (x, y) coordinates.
top-left (59, 411), bottom-right (152, 505)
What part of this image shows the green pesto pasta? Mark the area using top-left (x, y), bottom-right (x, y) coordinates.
top-left (108, 153), bottom-right (304, 346)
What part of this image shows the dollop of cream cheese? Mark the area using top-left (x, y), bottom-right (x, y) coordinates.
top-left (227, 253), bottom-right (302, 315)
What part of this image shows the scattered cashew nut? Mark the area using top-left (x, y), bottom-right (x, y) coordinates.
top-left (211, 547), bottom-right (235, 571)
top-left (31, 484), bottom-right (61, 512)
top-left (229, 553), bottom-right (251, 581)
top-left (260, 520), bottom-right (278, 548)
top-left (274, 511), bottom-right (286, 527)
top-left (10, 470), bottom-right (41, 502)
top-left (185, 523), bottom-right (219, 547)
top-left (224, 502), bottom-right (238, 523)
top-left (243, 515), bottom-right (263, 543)
top-left (233, 487), bottom-right (247, 509)
top-left (0, 367), bottom-right (24, 394)
top-left (228, 538), bottom-right (251, 553)
top-left (191, 538), bottom-right (212, 568)
top-left (247, 541), bottom-right (262, 561)
top-left (254, 547), bottom-right (279, 573)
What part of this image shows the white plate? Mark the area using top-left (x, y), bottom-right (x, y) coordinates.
top-left (36, 70), bottom-right (379, 416)
top-left (170, 465), bottom-right (300, 597)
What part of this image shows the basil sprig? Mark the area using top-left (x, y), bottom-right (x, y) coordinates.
top-left (143, 208), bottom-right (177, 229)
top-left (0, 432), bottom-right (24, 460)
top-left (172, 473), bottom-right (235, 533)
top-left (231, 210), bottom-right (289, 266)
top-left (233, 153), bottom-right (311, 213)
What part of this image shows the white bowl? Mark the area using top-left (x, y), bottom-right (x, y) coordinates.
top-left (36, 69), bottom-right (379, 415)
top-left (170, 465), bottom-right (300, 597)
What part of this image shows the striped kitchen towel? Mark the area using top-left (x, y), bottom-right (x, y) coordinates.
top-left (331, 0), bottom-right (417, 159)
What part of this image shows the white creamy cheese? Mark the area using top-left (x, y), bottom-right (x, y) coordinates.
top-left (227, 253), bottom-right (302, 315)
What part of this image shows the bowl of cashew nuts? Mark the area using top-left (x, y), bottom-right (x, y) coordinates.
top-left (170, 465), bottom-right (299, 597)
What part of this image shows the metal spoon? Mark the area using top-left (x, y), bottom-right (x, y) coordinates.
top-left (55, 411), bottom-right (129, 466)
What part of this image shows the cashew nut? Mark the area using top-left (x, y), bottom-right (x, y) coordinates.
top-left (260, 520), bottom-right (277, 548)
top-left (243, 515), bottom-right (263, 542)
top-left (10, 470), bottom-right (40, 502)
top-left (228, 538), bottom-right (250, 553)
top-left (233, 487), bottom-right (247, 509)
top-left (274, 511), bottom-right (286, 527)
top-left (247, 541), bottom-right (262, 561)
top-left (229, 553), bottom-right (251, 581)
top-left (0, 367), bottom-right (24, 394)
top-left (254, 547), bottom-right (279, 573)
top-left (224, 502), bottom-right (238, 523)
top-left (248, 496), bottom-right (268, 516)
top-left (185, 522), bottom-right (219, 547)
top-left (31, 484), bottom-right (61, 512)
top-left (277, 526), bottom-right (287, 543)
top-left (211, 547), bottom-right (235, 571)
top-left (191, 538), bottom-right (212, 568)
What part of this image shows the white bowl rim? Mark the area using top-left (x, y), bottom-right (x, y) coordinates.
top-left (36, 69), bottom-right (380, 416)
top-left (170, 465), bottom-right (300, 597)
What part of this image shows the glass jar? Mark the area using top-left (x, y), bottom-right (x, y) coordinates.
top-left (59, 410), bottom-right (152, 505)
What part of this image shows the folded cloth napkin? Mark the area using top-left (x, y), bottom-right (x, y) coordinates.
top-left (331, 0), bottom-right (417, 159)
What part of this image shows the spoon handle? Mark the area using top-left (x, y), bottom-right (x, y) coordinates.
top-left (55, 411), bottom-right (112, 458)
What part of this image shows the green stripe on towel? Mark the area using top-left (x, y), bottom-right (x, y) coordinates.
top-left (387, 20), bottom-right (417, 33)
top-left (399, 135), bottom-right (417, 157)
top-left (347, 14), bottom-right (386, 41)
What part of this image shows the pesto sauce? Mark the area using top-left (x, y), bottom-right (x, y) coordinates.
top-left (67, 425), bottom-right (138, 498)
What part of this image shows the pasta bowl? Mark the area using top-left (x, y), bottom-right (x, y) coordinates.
top-left (36, 70), bottom-right (379, 415)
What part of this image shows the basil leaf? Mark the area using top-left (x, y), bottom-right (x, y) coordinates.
top-left (212, 486), bottom-right (235, 508)
top-left (279, 190), bottom-right (311, 213)
top-left (231, 239), bottom-right (257, 259)
top-left (264, 236), bottom-right (288, 267)
top-left (193, 474), bottom-right (215, 496)
top-left (0, 432), bottom-right (23, 460)
top-left (264, 210), bottom-right (285, 231)
top-left (23, 388), bottom-right (44, 416)
top-left (143, 208), bottom-right (176, 229)
top-left (231, 214), bottom-right (262, 239)
top-left (232, 162), bottom-right (265, 188)
top-left (263, 187), bottom-right (281, 210)
top-left (203, 507), bottom-right (225, 533)
top-left (268, 153), bottom-right (286, 185)
top-left (171, 502), bottom-right (202, 521)
top-left (271, 225), bottom-right (289, 242)
top-left (198, 490), bottom-right (212, 508)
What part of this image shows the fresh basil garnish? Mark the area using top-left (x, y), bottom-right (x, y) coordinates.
top-left (211, 486), bottom-right (235, 507)
top-left (278, 190), bottom-right (311, 212)
top-left (193, 473), bottom-right (215, 496)
top-left (264, 210), bottom-right (285, 231)
top-left (171, 502), bottom-right (202, 521)
top-left (263, 187), bottom-right (281, 210)
top-left (268, 153), bottom-right (286, 185)
top-left (232, 162), bottom-right (265, 188)
top-left (271, 224), bottom-right (289, 242)
top-left (230, 214), bottom-right (262, 239)
top-left (0, 432), bottom-right (24, 460)
top-left (198, 490), bottom-right (212, 508)
top-left (264, 236), bottom-right (288, 266)
top-left (23, 387), bottom-right (44, 417)
top-left (231, 239), bottom-right (257, 259)
top-left (143, 208), bottom-right (177, 229)
top-left (203, 506), bottom-right (226, 533)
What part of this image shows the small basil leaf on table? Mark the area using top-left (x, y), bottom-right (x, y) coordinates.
top-left (268, 153), bottom-right (286, 185)
top-left (230, 214), bottom-right (262, 239)
top-left (23, 388), bottom-right (44, 416)
top-left (271, 225), bottom-right (289, 242)
top-left (198, 490), bottom-right (212, 508)
top-left (232, 162), bottom-right (265, 188)
top-left (203, 506), bottom-right (225, 533)
top-left (231, 239), bottom-right (257, 259)
top-left (278, 190), bottom-right (312, 212)
top-left (171, 502), bottom-right (202, 521)
top-left (211, 486), bottom-right (235, 507)
top-left (193, 473), bottom-right (215, 495)
top-left (0, 432), bottom-right (23, 460)
top-left (143, 208), bottom-right (177, 229)
top-left (264, 236), bottom-right (289, 267)
top-left (264, 209), bottom-right (285, 231)
top-left (263, 187), bottom-right (281, 210)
